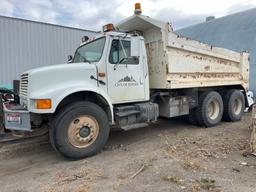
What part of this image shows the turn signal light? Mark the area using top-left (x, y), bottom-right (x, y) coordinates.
top-left (98, 72), bottom-right (106, 77)
top-left (103, 23), bottom-right (114, 32)
top-left (36, 99), bottom-right (52, 109)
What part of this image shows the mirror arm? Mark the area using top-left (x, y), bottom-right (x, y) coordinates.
top-left (114, 63), bottom-right (120, 70)
top-left (114, 57), bottom-right (126, 70)
top-left (119, 39), bottom-right (127, 58)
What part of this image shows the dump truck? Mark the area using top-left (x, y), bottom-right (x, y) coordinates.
top-left (0, 4), bottom-right (250, 159)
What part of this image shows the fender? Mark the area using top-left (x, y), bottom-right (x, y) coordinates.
top-left (30, 84), bottom-right (114, 122)
top-left (23, 63), bottom-right (113, 122)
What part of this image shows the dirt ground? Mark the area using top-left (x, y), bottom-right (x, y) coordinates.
top-left (0, 113), bottom-right (255, 192)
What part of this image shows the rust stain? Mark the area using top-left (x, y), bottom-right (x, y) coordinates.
top-left (204, 66), bottom-right (210, 71)
top-left (168, 72), bottom-right (240, 81)
top-left (176, 50), bottom-right (237, 67)
top-left (192, 55), bottom-right (203, 60)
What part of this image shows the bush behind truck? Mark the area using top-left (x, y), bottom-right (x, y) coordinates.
top-left (0, 4), bottom-right (250, 159)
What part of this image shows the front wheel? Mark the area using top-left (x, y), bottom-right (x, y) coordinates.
top-left (50, 101), bottom-right (110, 159)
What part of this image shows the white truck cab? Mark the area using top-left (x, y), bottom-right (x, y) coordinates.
top-left (19, 31), bottom-right (149, 118)
top-left (1, 4), bottom-right (251, 159)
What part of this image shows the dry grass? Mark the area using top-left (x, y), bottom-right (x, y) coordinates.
top-left (162, 175), bottom-right (183, 185)
top-left (196, 178), bottom-right (217, 190)
top-left (183, 158), bottom-right (202, 171)
top-left (42, 167), bottom-right (102, 192)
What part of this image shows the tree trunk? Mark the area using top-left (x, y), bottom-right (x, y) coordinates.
top-left (250, 105), bottom-right (256, 154)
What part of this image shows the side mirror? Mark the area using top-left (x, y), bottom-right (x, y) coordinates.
top-left (67, 55), bottom-right (73, 63)
top-left (130, 36), bottom-right (140, 57)
top-left (82, 36), bottom-right (89, 43)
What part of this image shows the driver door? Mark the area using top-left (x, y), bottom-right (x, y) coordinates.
top-left (106, 38), bottom-right (146, 104)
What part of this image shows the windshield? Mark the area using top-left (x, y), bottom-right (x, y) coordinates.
top-left (73, 37), bottom-right (106, 63)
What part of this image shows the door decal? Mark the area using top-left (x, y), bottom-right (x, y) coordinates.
top-left (115, 76), bottom-right (139, 87)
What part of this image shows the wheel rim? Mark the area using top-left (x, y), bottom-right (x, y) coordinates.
top-left (234, 98), bottom-right (242, 115)
top-left (68, 115), bottom-right (99, 148)
top-left (207, 99), bottom-right (220, 120)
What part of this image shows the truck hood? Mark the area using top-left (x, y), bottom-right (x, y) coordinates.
top-left (23, 63), bottom-right (92, 75)
top-left (20, 62), bottom-right (98, 102)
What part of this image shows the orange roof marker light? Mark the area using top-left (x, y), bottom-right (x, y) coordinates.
top-left (134, 3), bottom-right (142, 15)
top-left (102, 23), bottom-right (114, 32)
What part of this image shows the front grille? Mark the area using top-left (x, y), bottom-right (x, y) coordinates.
top-left (20, 73), bottom-right (28, 96)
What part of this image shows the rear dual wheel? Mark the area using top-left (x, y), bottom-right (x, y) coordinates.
top-left (188, 90), bottom-right (245, 127)
top-left (223, 90), bottom-right (245, 122)
top-left (196, 91), bottom-right (223, 127)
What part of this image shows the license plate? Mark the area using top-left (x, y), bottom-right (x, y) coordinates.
top-left (6, 113), bottom-right (21, 124)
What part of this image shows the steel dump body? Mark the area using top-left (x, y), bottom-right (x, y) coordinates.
top-left (117, 15), bottom-right (249, 90)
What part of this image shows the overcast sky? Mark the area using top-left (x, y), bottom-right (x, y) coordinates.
top-left (1, 0), bottom-right (256, 30)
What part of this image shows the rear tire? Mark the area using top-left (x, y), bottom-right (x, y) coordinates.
top-left (50, 101), bottom-right (109, 160)
top-left (196, 91), bottom-right (223, 127)
top-left (223, 90), bottom-right (245, 122)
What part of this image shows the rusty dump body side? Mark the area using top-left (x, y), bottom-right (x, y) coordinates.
top-left (117, 14), bottom-right (250, 91)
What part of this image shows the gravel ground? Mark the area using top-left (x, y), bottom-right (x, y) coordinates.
top-left (0, 112), bottom-right (255, 192)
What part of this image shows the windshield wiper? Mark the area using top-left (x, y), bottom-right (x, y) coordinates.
top-left (77, 53), bottom-right (91, 64)
top-left (82, 57), bottom-right (91, 64)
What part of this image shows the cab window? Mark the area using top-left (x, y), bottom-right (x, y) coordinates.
top-left (109, 39), bottom-right (139, 64)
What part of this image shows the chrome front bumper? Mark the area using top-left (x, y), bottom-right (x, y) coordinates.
top-left (3, 103), bottom-right (31, 131)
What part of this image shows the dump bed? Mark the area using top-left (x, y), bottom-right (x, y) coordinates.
top-left (117, 14), bottom-right (249, 90)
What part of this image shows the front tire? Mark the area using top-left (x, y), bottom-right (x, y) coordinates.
top-left (50, 101), bottom-right (109, 159)
top-left (196, 91), bottom-right (223, 127)
top-left (223, 90), bottom-right (245, 122)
